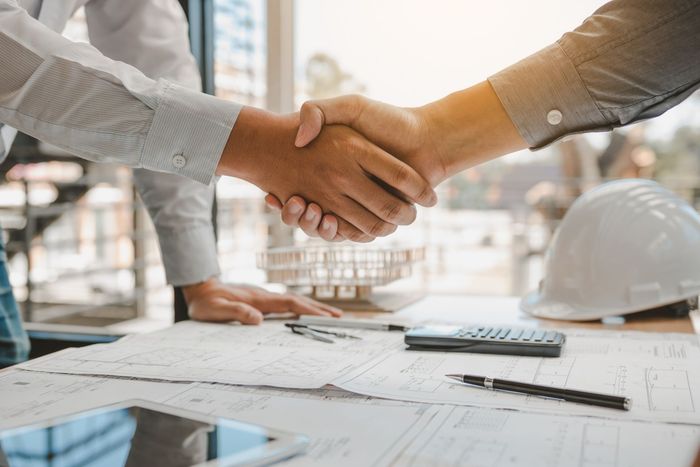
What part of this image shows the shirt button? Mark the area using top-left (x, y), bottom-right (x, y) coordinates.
top-left (172, 154), bottom-right (187, 169)
top-left (547, 109), bottom-right (563, 125)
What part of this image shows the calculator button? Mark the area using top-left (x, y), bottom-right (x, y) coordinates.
top-left (488, 328), bottom-right (501, 338)
top-left (510, 329), bottom-right (523, 340)
top-left (522, 330), bottom-right (534, 341)
top-left (497, 329), bottom-right (510, 339)
top-left (533, 330), bottom-right (545, 342)
top-left (544, 332), bottom-right (557, 342)
top-left (479, 328), bottom-right (492, 338)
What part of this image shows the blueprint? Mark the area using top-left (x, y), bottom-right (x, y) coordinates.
top-left (164, 384), bottom-right (700, 467)
top-left (393, 405), bottom-right (700, 467)
top-left (1, 370), bottom-right (698, 467)
top-left (336, 329), bottom-right (700, 424)
top-left (163, 383), bottom-right (436, 467)
top-left (0, 369), bottom-right (190, 430)
top-left (17, 324), bottom-right (700, 424)
top-left (19, 321), bottom-right (405, 389)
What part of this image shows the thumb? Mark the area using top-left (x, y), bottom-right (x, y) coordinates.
top-left (227, 302), bottom-right (264, 324)
top-left (295, 102), bottom-right (325, 147)
top-left (295, 95), bottom-right (368, 147)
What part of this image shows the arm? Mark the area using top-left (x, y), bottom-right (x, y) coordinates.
top-left (0, 0), bottom-right (237, 185)
top-left (85, 0), bottom-right (220, 287)
top-left (0, 0), bottom-right (436, 243)
top-left (277, 0), bottom-right (700, 237)
top-left (86, 0), bottom-right (341, 321)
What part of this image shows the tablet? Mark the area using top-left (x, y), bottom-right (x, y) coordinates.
top-left (0, 400), bottom-right (308, 467)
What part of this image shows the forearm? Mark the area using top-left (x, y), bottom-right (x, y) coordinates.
top-left (420, 81), bottom-right (527, 178)
top-left (488, 0), bottom-right (700, 149)
top-left (217, 107), bottom-right (296, 184)
top-left (0, 0), bottom-right (239, 185)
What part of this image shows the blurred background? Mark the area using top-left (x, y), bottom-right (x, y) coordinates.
top-left (1, 0), bottom-right (698, 332)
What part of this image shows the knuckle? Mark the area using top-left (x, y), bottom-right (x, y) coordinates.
top-left (341, 133), bottom-right (362, 152)
top-left (381, 201), bottom-right (404, 223)
top-left (418, 185), bottom-right (435, 204)
top-left (348, 95), bottom-right (366, 115)
top-left (405, 204), bottom-right (417, 224)
top-left (346, 229), bottom-right (370, 243)
top-left (369, 220), bottom-right (395, 237)
top-left (393, 164), bottom-right (410, 185)
top-left (281, 211), bottom-right (299, 226)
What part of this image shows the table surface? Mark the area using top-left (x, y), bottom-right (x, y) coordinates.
top-left (3, 294), bottom-right (699, 466)
top-left (348, 294), bottom-right (699, 334)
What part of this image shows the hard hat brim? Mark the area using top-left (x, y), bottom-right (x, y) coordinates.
top-left (520, 289), bottom-right (697, 321)
top-left (520, 290), bottom-right (604, 321)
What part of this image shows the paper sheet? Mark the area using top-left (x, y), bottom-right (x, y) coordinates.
top-left (162, 383), bottom-right (437, 467)
top-left (0, 369), bottom-right (191, 429)
top-left (1, 370), bottom-right (698, 467)
top-left (336, 329), bottom-right (700, 424)
top-left (20, 321), bottom-right (405, 389)
top-left (393, 405), bottom-right (700, 467)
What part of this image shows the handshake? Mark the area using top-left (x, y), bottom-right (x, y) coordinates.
top-left (217, 81), bottom-right (526, 242)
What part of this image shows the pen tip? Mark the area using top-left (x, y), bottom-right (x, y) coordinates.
top-left (445, 374), bottom-right (461, 380)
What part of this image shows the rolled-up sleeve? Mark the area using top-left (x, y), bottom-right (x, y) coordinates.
top-left (0, 0), bottom-right (241, 184)
top-left (488, 0), bottom-right (700, 149)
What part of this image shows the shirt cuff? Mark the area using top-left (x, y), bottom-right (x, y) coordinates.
top-left (154, 223), bottom-right (221, 286)
top-left (488, 43), bottom-right (611, 149)
top-left (140, 81), bottom-right (243, 184)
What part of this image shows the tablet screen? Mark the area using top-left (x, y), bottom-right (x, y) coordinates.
top-left (0, 404), bottom-right (278, 467)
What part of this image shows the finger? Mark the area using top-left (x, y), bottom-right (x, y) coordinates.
top-left (330, 233), bottom-right (345, 242)
top-left (318, 214), bottom-right (339, 241)
top-left (358, 144), bottom-right (437, 208)
top-left (348, 173), bottom-right (418, 226)
top-left (335, 216), bottom-right (375, 243)
top-left (303, 297), bottom-right (343, 317)
top-left (296, 96), bottom-right (367, 148)
top-left (281, 295), bottom-right (342, 317)
top-left (257, 293), bottom-right (337, 317)
top-left (190, 298), bottom-right (263, 324)
top-left (295, 102), bottom-right (326, 147)
top-left (280, 196), bottom-right (307, 227)
top-left (298, 202), bottom-right (323, 238)
top-left (334, 195), bottom-right (397, 238)
top-left (265, 194), bottom-right (283, 210)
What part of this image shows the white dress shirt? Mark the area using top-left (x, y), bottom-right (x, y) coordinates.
top-left (0, 0), bottom-right (241, 285)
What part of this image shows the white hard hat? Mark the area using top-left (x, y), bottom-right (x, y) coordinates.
top-left (521, 179), bottom-right (700, 321)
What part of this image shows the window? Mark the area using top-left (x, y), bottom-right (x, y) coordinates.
top-left (294, 0), bottom-right (700, 296)
top-left (212, 0), bottom-right (272, 286)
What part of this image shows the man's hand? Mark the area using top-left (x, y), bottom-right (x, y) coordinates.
top-left (268, 82), bottom-right (528, 240)
top-left (296, 95), bottom-right (449, 186)
top-left (182, 277), bottom-right (342, 324)
top-left (263, 96), bottom-right (446, 241)
top-left (217, 107), bottom-right (437, 242)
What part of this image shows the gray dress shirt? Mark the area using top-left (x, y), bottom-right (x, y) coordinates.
top-left (0, 0), bottom-right (233, 285)
top-left (489, 0), bottom-right (700, 149)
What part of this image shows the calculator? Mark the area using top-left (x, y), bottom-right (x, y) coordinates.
top-left (404, 325), bottom-right (565, 357)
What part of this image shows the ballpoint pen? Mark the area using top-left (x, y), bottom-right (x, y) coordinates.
top-left (297, 315), bottom-right (410, 332)
top-left (446, 374), bottom-right (632, 411)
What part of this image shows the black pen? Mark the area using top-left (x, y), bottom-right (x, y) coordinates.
top-left (446, 374), bottom-right (631, 411)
